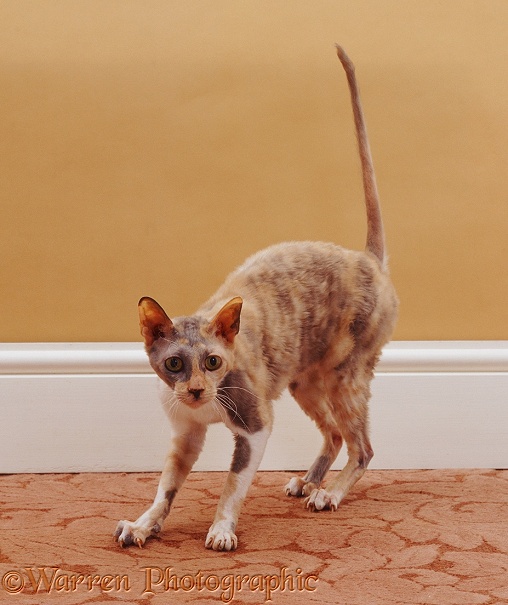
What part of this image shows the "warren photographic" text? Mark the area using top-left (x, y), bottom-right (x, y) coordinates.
top-left (143, 566), bottom-right (318, 602)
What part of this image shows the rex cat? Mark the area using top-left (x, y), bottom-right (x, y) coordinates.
top-left (115, 45), bottom-right (398, 551)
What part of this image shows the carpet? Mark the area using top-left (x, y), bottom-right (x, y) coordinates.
top-left (0, 470), bottom-right (507, 604)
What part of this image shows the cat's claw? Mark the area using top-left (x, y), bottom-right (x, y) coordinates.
top-left (284, 477), bottom-right (317, 497)
top-left (114, 520), bottom-right (155, 548)
top-left (305, 488), bottom-right (341, 512)
top-left (205, 523), bottom-right (238, 551)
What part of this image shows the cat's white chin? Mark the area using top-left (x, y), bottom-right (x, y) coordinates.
top-left (184, 401), bottom-right (205, 409)
top-left (182, 396), bottom-right (213, 409)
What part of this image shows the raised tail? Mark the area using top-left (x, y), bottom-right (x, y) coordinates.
top-left (336, 45), bottom-right (386, 267)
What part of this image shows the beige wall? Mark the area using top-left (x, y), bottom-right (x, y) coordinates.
top-left (1, 1), bottom-right (507, 342)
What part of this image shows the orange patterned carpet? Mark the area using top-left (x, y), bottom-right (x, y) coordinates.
top-left (1, 469), bottom-right (507, 604)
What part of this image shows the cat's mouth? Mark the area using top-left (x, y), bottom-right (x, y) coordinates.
top-left (184, 399), bottom-right (208, 409)
top-left (180, 391), bottom-right (213, 408)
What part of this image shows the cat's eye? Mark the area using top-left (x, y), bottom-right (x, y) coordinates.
top-left (205, 355), bottom-right (222, 371)
top-left (165, 357), bottom-right (183, 372)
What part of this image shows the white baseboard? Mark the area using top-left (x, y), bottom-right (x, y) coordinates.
top-left (1, 342), bottom-right (507, 473)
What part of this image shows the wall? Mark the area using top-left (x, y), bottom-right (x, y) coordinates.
top-left (1, 1), bottom-right (507, 342)
top-left (2, 342), bottom-right (507, 472)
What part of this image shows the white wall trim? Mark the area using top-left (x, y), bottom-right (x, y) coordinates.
top-left (1, 341), bottom-right (508, 374)
top-left (1, 341), bottom-right (507, 473)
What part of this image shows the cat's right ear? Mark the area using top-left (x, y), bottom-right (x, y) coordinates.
top-left (208, 297), bottom-right (243, 345)
top-left (138, 297), bottom-right (174, 347)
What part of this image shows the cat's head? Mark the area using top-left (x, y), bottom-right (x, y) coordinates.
top-left (138, 296), bottom-right (242, 409)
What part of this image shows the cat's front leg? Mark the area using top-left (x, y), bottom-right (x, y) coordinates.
top-left (114, 487), bottom-right (174, 548)
top-left (206, 427), bottom-right (271, 551)
top-left (115, 421), bottom-right (207, 547)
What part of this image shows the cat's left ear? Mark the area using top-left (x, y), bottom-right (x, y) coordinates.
top-left (138, 297), bottom-right (174, 348)
top-left (208, 297), bottom-right (243, 344)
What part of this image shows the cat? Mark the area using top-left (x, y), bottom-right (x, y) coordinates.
top-left (115, 45), bottom-right (398, 552)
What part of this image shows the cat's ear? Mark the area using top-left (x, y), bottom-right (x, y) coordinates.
top-left (138, 297), bottom-right (174, 347)
top-left (208, 297), bottom-right (243, 344)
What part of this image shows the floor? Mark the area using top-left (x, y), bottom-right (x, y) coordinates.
top-left (1, 469), bottom-right (507, 604)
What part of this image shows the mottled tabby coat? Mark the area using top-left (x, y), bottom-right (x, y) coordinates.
top-left (115, 46), bottom-right (398, 551)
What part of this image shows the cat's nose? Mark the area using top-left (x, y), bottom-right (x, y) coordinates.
top-left (188, 388), bottom-right (204, 401)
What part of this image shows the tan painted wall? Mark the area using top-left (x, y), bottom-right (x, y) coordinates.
top-left (1, 1), bottom-right (507, 342)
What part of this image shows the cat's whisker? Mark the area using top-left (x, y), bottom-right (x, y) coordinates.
top-left (215, 394), bottom-right (250, 433)
top-left (216, 388), bottom-right (254, 433)
top-left (215, 392), bottom-right (240, 416)
top-left (164, 395), bottom-right (181, 422)
top-left (218, 385), bottom-right (263, 401)
top-left (212, 398), bottom-right (228, 424)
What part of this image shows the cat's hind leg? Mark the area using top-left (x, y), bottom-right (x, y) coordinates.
top-left (285, 377), bottom-right (343, 498)
top-left (305, 364), bottom-right (374, 511)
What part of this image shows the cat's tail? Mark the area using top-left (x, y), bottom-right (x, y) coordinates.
top-left (336, 45), bottom-right (386, 268)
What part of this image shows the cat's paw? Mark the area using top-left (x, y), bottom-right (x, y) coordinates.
top-left (114, 520), bottom-right (160, 548)
top-left (205, 522), bottom-right (238, 551)
top-left (305, 488), bottom-right (341, 512)
top-left (285, 477), bottom-right (317, 497)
